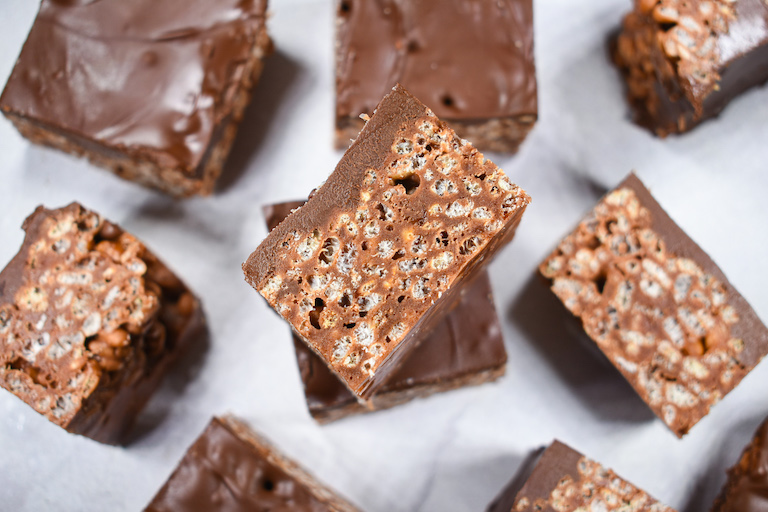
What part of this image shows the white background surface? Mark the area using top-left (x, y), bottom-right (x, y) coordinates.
top-left (1, 0), bottom-right (767, 510)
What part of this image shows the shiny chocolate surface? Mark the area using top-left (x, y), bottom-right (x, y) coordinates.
top-left (335, 0), bottom-right (537, 122)
top-left (0, 0), bottom-right (268, 172)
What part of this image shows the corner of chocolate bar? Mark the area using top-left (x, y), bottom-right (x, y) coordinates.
top-left (486, 446), bottom-right (546, 512)
top-left (712, 416), bottom-right (768, 512)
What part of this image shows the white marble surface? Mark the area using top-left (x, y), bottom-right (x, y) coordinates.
top-left (1, 1), bottom-right (767, 510)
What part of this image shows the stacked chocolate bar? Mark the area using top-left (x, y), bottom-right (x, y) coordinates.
top-left (264, 201), bottom-right (508, 422)
top-left (244, 84), bottom-right (530, 409)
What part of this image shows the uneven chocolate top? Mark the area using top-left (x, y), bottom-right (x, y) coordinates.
top-left (0, 203), bottom-right (198, 440)
top-left (0, 0), bottom-right (268, 173)
top-left (715, 417), bottom-right (768, 512)
top-left (265, 200), bottom-right (506, 412)
top-left (146, 417), bottom-right (349, 512)
top-left (509, 441), bottom-right (675, 512)
top-left (336, 0), bottom-right (537, 122)
top-left (540, 173), bottom-right (768, 436)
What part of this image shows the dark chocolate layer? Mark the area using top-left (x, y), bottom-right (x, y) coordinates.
top-left (265, 201), bottom-right (507, 417)
top-left (146, 417), bottom-right (353, 511)
top-left (0, 0), bottom-right (268, 174)
top-left (713, 417), bottom-right (768, 512)
top-left (336, 0), bottom-right (537, 122)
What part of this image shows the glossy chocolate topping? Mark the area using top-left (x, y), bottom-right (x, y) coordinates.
top-left (0, 0), bottom-right (268, 173)
top-left (296, 270), bottom-right (504, 410)
top-left (264, 200), bottom-right (506, 413)
top-left (716, 418), bottom-right (768, 512)
top-left (146, 418), bottom-right (334, 512)
top-left (336, 0), bottom-right (537, 122)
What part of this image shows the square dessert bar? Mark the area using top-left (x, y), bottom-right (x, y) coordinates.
top-left (244, 85), bottom-right (530, 400)
top-left (712, 416), bottom-right (768, 511)
top-left (335, 0), bottom-right (537, 152)
top-left (146, 416), bottom-right (360, 511)
top-left (265, 201), bottom-right (507, 423)
top-left (487, 440), bottom-right (676, 512)
top-left (539, 173), bottom-right (768, 437)
top-left (613, 0), bottom-right (768, 136)
top-left (0, 204), bottom-right (201, 444)
top-left (0, 0), bottom-right (271, 198)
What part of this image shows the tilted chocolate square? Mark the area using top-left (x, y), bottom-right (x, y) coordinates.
top-left (712, 416), bottom-right (768, 511)
top-left (487, 440), bottom-right (676, 512)
top-left (145, 416), bottom-right (361, 511)
top-left (0, 0), bottom-right (271, 198)
top-left (335, 0), bottom-right (537, 153)
top-left (0, 204), bottom-right (202, 444)
top-left (539, 173), bottom-right (768, 437)
top-left (264, 201), bottom-right (507, 423)
top-left (613, 0), bottom-right (768, 136)
top-left (244, 84), bottom-right (530, 401)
